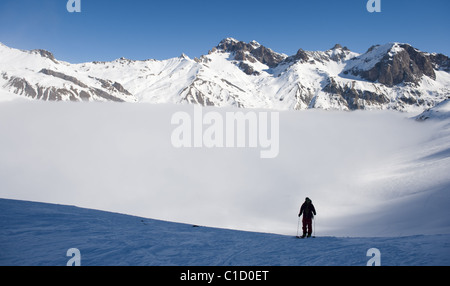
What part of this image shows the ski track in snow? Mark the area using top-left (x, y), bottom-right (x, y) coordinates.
top-left (1, 199), bottom-right (449, 266)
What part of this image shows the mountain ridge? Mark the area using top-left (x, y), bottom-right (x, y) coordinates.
top-left (1, 39), bottom-right (449, 112)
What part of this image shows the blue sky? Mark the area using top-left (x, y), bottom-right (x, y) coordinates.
top-left (0, 0), bottom-right (448, 63)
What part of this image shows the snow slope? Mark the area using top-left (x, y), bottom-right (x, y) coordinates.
top-left (415, 98), bottom-right (450, 121)
top-left (1, 198), bottom-right (449, 266)
top-left (0, 89), bottom-right (26, 102)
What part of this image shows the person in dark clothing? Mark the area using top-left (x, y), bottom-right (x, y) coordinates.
top-left (298, 197), bottom-right (316, 238)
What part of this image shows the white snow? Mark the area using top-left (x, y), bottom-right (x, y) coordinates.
top-left (1, 41), bottom-right (448, 111)
top-left (343, 43), bottom-right (395, 73)
top-left (0, 89), bottom-right (26, 102)
top-left (1, 198), bottom-right (449, 266)
top-left (415, 98), bottom-right (450, 121)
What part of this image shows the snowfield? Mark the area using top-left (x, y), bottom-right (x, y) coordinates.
top-left (0, 99), bottom-right (449, 266)
top-left (1, 198), bottom-right (449, 266)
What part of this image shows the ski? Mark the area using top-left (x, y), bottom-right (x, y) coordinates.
top-left (295, 236), bottom-right (316, 239)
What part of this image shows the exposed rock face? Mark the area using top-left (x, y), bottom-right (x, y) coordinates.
top-left (217, 38), bottom-right (286, 74)
top-left (31, 49), bottom-right (58, 64)
top-left (40, 69), bottom-right (88, 88)
top-left (429, 53), bottom-right (450, 72)
top-left (344, 43), bottom-right (448, 87)
top-left (322, 77), bottom-right (390, 110)
top-left (250, 45), bottom-right (286, 68)
top-left (4, 69), bottom-right (133, 102)
top-left (282, 49), bottom-right (309, 66)
top-left (238, 62), bottom-right (260, 76)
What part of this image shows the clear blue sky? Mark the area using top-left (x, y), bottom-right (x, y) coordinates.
top-left (0, 0), bottom-right (449, 63)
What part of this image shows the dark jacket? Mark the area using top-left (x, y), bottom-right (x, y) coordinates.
top-left (299, 200), bottom-right (316, 219)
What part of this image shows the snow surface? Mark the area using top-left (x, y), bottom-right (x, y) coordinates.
top-left (0, 89), bottom-right (27, 102)
top-left (415, 99), bottom-right (450, 121)
top-left (0, 101), bottom-right (449, 265)
top-left (1, 198), bottom-right (449, 266)
top-left (343, 43), bottom-right (396, 73)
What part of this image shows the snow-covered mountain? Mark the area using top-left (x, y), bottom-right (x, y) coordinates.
top-left (415, 98), bottom-right (450, 121)
top-left (1, 38), bottom-right (449, 111)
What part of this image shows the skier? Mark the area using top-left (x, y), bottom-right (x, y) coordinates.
top-left (298, 197), bottom-right (316, 238)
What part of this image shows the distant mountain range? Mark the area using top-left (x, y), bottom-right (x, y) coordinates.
top-left (1, 38), bottom-right (449, 112)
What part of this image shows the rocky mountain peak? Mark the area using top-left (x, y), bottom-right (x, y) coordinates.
top-left (326, 44), bottom-right (353, 62)
top-left (249, 40), bottom-right (261, 48)
top-left (179, 53), bottom-right (190, 60)
top-left (216, 38), bottom-right (286, 72)
top-left (342, 42), bottom-right (450, 87)
top-left (330, 44), bottom-right (349, 51)
top-left (30, 49), bottom-right (58, 63)
top-left (217, 38), bottom-right (250, 52)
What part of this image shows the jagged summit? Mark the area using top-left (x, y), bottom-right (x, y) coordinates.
top-left (30, 49), bottom-right (57, 63)
top-left (330, 44), bottom-right (349, 51)
top-left (221, 37), bottom-right (239, 44)
top-left (249, 40), bottom-right (261, 48)
top-left (343, 42), bottom-right (447, 87)
top-left (179, 53), bottom-right (190, 59)
top-left (217, 38), bottom-right (253, 52)
top-left (216, 38), bottom-right (287, 69)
